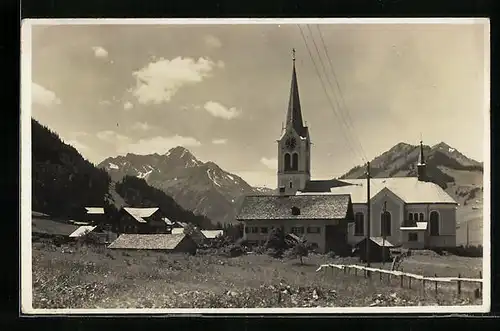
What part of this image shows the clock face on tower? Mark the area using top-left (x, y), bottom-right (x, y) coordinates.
top-left (285, 137), bottom-right (297, 150)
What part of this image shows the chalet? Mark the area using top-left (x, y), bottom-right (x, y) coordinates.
top-left (84, 207), bottom-right (106, 225)
top-left (107, 233), bottom-right (197, 254)
top-left (118, 207), bottom-right (170, 234)
top-left (201, 230), bottom-right (224, 239)
top-left (236, 194), bottom-right (354, 254)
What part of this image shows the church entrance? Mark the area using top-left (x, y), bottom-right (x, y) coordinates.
top-left (324, 223), bottom-right (349, 256)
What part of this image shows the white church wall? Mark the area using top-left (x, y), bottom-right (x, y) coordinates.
top-left (370, 188), bottom-right (405, 246)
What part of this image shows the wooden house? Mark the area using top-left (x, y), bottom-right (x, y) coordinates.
top-left (355, 237), bottom-right (395, 263)
top-left (118, 207), bottom-right (170, 234)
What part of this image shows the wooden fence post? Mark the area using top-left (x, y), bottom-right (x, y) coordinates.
top-left (379, 271), bottom-right (382, 281)
top-left (422, 279), bottom-right (425, 295)
top-left (409, 276), bottom-right (412, 289)
top-left (479, 271), bottom-right (482, 297)
top-left (355, 268), bottom-right (357, 276)
top-left (457, 273), bottom-right (461, 297)
top-left (400, 274), bottom-right (404, 288)
top-left (434, 273), bottom-right (438, 296)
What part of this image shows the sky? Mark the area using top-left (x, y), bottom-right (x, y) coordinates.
top-left (27, 20), bottom-right (488, 188)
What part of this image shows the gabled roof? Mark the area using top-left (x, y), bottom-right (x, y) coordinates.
top-left (298, 177), bottom-right (457, 204)
top-left (69, 226), bottom-right (97, 238)
top-left (123, 207), bottom-right (159, 223)
top-left (32, 218), bottom-right (79, 237)
top-left (356, 237), bottom-right (395, 247)
top-left (85, 207), bottom-right (105, 214)
top-left (108, 233), bottom-right (189, 250)
top-left (201, 230), bottom-right (223, 239)
top-left (162, 217), bottom-right (174, 226)
top-left (237, 194), bottom-right (352, 220)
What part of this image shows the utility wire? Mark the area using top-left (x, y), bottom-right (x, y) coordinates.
top-left (298, 24), bottom-right (365, 165)
top-left (315, 24), bottom-right (369, 162)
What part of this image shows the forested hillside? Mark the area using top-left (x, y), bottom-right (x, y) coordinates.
top-left (31, 119), bottom-right (215, 229)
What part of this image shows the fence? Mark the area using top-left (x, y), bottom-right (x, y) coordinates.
top-left (316, 263), bottom-right (483, 299)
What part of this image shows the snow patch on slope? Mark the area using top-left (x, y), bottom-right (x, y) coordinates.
top-left (109, 162), bottom-right (119, 170)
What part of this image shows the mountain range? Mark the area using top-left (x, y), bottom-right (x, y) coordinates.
top-left (99, 141), bottom-right (483, 226)
top-left (98, 148), bottom-right (271, 225)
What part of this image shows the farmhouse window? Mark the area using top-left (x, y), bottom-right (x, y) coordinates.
top-left (408, 233), bottom-right (418, 241)
top-left (408, 213), bottom-right (413, 221)
top-left (291, 226), bottom-right (304, 235)
top-left (430, 211), bottom-right (440, 236)
top-left (380, 211), bottom-right (391, 236)
top-left (251, 227), bottom-right (259, 233)
top-left (354, 212), bottom-right (364, 236)
top-left (307, 226), bottom-right (320, 234)
top-left (260, 227), bottom-right (268, 234)
top-left (244, 226), bottom-right (250, 234)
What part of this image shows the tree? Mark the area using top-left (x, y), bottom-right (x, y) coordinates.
top-left (292, 238), bottom-right (309, 265)
top-left (265, 227), bottom-right (286, 258)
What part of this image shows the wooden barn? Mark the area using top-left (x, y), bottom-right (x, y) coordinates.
top-left (118, 207), bottom-right (170, 234)
top-left (355, 237), bottom-right (395, 263)
top-left (107, 233), bottom-right (197, 254)
top-left (84, 207), bottom-right (106, 225)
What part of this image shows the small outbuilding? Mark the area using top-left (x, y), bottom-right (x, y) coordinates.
top-left (355, 237), bottom-right (395, 263)
top-left (107, 233), bottom-right (198, 254)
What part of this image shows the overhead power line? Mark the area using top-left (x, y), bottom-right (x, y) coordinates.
top-left (297, 24), bottom-right (366, 165)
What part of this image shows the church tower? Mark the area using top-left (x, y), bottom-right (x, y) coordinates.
top-left (277, 49), bottom-right (311, 195)
top-left (417, 140), bottom-right (427, 181)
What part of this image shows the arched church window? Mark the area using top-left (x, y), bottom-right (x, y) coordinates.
top-left (381, 211), bottom-right (391, 236)
top-left (291, 153), bottom-right (299, 171)
top-left (284, 153), bottom-right (291, 171)
top-left (430, 211), bottom-right (439, 236)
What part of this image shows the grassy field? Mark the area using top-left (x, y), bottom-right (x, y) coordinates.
top-left (31, 240), bottom-right (483, 309)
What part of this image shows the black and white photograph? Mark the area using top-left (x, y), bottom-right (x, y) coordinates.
top-left (20, 18), bottom-right (490, 313)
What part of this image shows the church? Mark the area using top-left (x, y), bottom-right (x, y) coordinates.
top-left (236, 52), bottom-right (458, 253)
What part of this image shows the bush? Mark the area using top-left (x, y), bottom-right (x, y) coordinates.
top-left (435, 245), bottom-right (483, 257)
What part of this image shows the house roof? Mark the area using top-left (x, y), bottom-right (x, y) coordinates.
top-left (357, 237), bottom-right (395, 247)
top-left (175, 221), bottom-right (188, 228)
top-left (32, 218), bottom-right (79, 236)
top-left (236, 194), bottom-right (352, 220)
top-left (201, 230), bottom-right (223, 239)
top-left (298, 177), bottom-right (456, 204)
top-left (123, 207), bottom-right (159, 223)
top-left (69, 226), bottom-right (97, 238)
top-left (162, 217), bottom-right (174, 226)
top-left (32, 211), bottom-right (50, 218)
top-left (400, 221), bottom-right (428, 231)
top-left (85, 207), bottom-right (105, 214)
top-left (171, 228), bottom-right (184, 234)
top-left (108, 233), bottom-right (189, 250)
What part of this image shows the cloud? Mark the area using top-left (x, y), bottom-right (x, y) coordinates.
top-left (121, 135), bottom-right (201, 155)
top-left (96, 130), bottom-right (130, 143)
top-left (65, 139), bottom-right (89, 152)
top-left (260, 157), bottom-right (278, 170)
top-left (212, 138), bottom-right (228, 145)
top-left (203, 101), bottom-right (241, 120)
top-left (99, 100), bottom-right (112, 106)
top-left (32, 83), bottom-right (61, 107)
top-left (204, 35), bottom-right (222, 48)
top-left (132, 57), bottom-right (221, 104)
top-left (132, 122), bottom-right (150, 131)
top-left (92, 46), bottom-right (108, 58)
top-left (123, 101), bottom-right (134, 110)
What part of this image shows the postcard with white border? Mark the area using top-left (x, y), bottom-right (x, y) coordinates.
top-left (20, 18), bottom-right (490, 315)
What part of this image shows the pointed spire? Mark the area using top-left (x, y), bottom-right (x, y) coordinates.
top-left (286, 48), bottom-right (306, 137)
top-left (417, 139), bottom-right (425, 165)
top-left (417, 139), bottom-right (427, 181)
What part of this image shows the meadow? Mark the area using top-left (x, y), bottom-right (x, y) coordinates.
top-left (31, 240), bottom-right (483, 309)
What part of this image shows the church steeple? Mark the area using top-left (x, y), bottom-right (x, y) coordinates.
top-left (286, 48), bottom-right (307, 137)
top-left (417, 139), bottom-right (427, 181)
